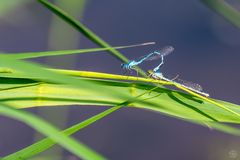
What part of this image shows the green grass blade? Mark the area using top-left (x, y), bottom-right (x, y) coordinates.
top-left (5, 86), bottom-right (240, 160)
top-left (36, 1), bottom-right (87, 159)
top-left (0, 69), bottom-right (240, 124)
top-left (2, 83), bottom-right (161, 159)
top-left (3, 67), bottom-right (240, 123)
top-left (5, 42), bottom-right (154, 59)
top-left (37, 0), bottom-right (147, 76)
top-left (0, 55), bottom-right (129, 101)
top-left (5, 114), bottom-right (240, 160)
top-left (1, 55), bottom-right (240, 135)
top-left (206, 122), bottom-right (240, 136)
top-left (3, 106), bottom-right (120, 160)
top-left (201, 0), bottom-right (240, 29)
top-left (37, 0), bottom-right (127, 61)
top-left (0, 104), bottom-right (106, 160)
top-left (185, 120), bottom-right (240, 136)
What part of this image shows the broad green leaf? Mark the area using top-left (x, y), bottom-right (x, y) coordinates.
top-left (0, 103), bottom-right (105, 160)
top-left (4, 89), bottom-right (240, 160)
top-left (0, 55), bottom-right (129, 101)
top-left (0, 68), bottom-right (240, 124)
top-left (2, 85), bottom-right (167, 160)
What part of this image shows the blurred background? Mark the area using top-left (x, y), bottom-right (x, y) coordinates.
top-left (0, 0), bottom-right (240, 159)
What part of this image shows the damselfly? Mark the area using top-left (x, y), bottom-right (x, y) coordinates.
top-left (176, 78), bottom-right (209, 97)
top-left (149, 69), bottom-right (210, 97)
top-left (121, 46), bottom-right (174, 71)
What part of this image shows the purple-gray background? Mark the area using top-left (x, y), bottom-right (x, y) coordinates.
top-left (0, 0), bottom-right (240, 160)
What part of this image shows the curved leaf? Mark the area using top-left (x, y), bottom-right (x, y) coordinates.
top-left (3, 106), bottom-right (119, 160)
top-left (0, 70), bottom-right (240, 123)
top-left (0, 103), bottom-right (105, 160)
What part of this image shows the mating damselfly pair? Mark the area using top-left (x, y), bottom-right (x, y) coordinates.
top-left (121, 45), bottom-right (209, 97)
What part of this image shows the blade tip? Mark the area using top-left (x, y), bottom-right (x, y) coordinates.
top-left (142, 42), bottom-right (156, 46)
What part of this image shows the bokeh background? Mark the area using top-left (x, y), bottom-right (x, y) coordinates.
top-left (0, 0), bottom-right (240, 160)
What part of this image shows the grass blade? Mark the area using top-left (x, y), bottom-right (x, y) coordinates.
top-left (201, 0), bottom-right (240, 29)
top-left (3, 106), bottom-right (120, 160)
top-left (37, 0), bottom-right (147, 76)
top-left (0, 103), bottom-right (105, 160)
top-left (0, 55), bottom-right (128, 101)
top-left (5, 42), bottom-right (155, 59)
top-left (1, 55), bottom-right (240, 135)
top-left (2, 83), bottom-right (163, 160)
top-left (0, 69), bottom-right (240, 124)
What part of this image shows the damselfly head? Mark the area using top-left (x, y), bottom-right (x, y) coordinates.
top-left (121, 63), bottom-right (127, 69)
top-left (121, 63), bottom-right (130, 69)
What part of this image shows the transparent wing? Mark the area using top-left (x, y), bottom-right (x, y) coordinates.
top-left (177, 79), bottom-right (203, 91)
top-left (145, 46), bottom-right (174, 61)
